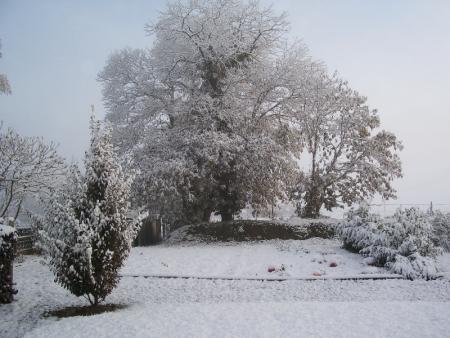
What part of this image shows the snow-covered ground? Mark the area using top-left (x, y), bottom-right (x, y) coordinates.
top-left (26, 302), bottom-right (450, 338)
top-left (123, 238), bottom-right (389, 279)
top-left (1, 239), bottom-right (450, 338)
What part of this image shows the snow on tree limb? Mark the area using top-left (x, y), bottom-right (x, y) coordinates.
top-left (99, 0), bottom-right (402, 222)
top-left (0, 124), bottom-right (66, 220)
top-left (290, 72), bottom-right (402, 218)
top-left (99, 0), bottom-right (306, 224)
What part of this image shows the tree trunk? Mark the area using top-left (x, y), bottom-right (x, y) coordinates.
top-left (0, 180), bottom-right (15, 217)
top-left (301, 186), bottom-right (323, 219)
top-left (220, 211), bottom-right (233, 222)
top-left (201, 209), bottom-right (212, 222)
top-left (13, 198), bottom-right (23, 220)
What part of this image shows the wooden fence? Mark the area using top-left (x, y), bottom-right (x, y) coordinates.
top-left (15, 228), bottom-right (35, 255)
top-left (133, 215), bottom-right (169, 246)
top-left (14, 217), bottom-right (171, 253)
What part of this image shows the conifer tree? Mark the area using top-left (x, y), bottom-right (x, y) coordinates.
top-left (38, 117), bottom-right (141, 305)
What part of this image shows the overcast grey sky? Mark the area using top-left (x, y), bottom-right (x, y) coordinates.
top-left (1, 0), bottom-right (449, 208)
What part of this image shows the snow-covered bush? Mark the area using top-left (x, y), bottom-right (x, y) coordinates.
top-left (430, 211), bottom-right (450, 252)
top-left (36, 118), bottom-right (142, 305)
top-left (0, 219), bottom-right (17, 303)
top-left (336, 205), bottom-right (442, 279)
top-left (336, 204), bottom-right (382, 253)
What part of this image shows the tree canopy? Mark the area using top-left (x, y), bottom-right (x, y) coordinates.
top-left (99, 0), bottom-right (402, 222)
top-left (290, 72), bottom-right (402, 218)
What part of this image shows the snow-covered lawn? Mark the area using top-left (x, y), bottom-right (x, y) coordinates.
top-left (1, 239), bottom-right (450, 338)
top-left (123, 238), bottom-right (390, 279)
top-left (26, 302), bottom-right (450, 338)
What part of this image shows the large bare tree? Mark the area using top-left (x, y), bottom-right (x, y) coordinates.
top-left (0, 125), bottom-right (66, 220)
top-left (99, 0), bottom-right (309, 224)
top-left (291, 71), bottom-right (402, 218)
top-left (99, 0), bottom-right (402, 223)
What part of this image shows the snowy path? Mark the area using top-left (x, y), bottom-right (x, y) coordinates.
top-left (1, 242), bottom-right (450, 338)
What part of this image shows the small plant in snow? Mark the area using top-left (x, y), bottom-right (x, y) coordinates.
top-left (37, 117), bottom-right (142, 305)
top-left (337, 205), bottom-right (442, 280)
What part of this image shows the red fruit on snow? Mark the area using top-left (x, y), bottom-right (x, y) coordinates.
top-left (329, 262), bottom-right (338, 267)
top-left (268, 266), bottom-right (276, 273)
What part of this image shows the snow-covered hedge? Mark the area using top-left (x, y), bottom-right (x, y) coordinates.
top-left (430, 211), bottom-right (450, 252)
top-left (336, 205), bottom-right (442, 280)
top-left (168, 219), bottom-right (336, 243)
top-left (0, 221), bottom-right (17, 303)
